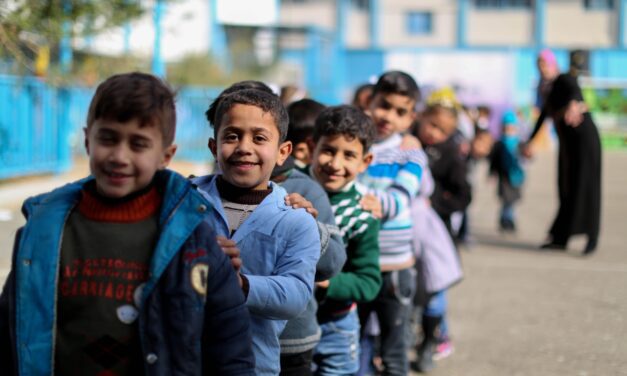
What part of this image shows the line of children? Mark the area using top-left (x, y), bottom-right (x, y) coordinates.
top-left (1, 69), bottom-right (482, 375)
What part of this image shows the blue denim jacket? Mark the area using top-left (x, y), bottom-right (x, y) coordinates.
top-left (194, 174), bottom-right (320, 376)
top-left (0, 170), bottom-right (255, 375)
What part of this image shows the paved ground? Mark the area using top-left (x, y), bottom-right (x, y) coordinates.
top-left (1, 151), bottom-right (626, 375)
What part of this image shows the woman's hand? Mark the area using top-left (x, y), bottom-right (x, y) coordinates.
top-left (520, 142), bottom-right (533, 159)
top-left (564, 100), bottom-right (587, 127)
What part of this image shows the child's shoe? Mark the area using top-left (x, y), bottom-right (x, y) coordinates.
top-left (414, 339), bottom-right (437, 373)
top-left (433, 336), bottom-right (454, 361)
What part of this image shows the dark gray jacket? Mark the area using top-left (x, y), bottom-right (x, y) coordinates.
top-left (277, 169), bottom-right (346, 354)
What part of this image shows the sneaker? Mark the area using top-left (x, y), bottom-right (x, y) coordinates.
top-left (413, 339), bottom-right (437, 373)
top-left (433, 338), bottom-right (454, 361)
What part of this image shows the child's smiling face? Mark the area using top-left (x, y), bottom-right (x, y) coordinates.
top-left (85, 118), bottom-right (176, 198)
top-left (312, 133), bottom-right (372, 192)
top-left (367, 92), bottom-right (416, 141)
top-left (210, 104), bottom-right (291, 190)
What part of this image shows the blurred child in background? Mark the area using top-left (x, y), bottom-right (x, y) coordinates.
top-left (352, 83), bottom-right (375, 111)
top-left (413, 96), bottom-right (471, 372)
top-left (286, 98), bottom-right (326, 169)
top-left (489, 110), bottom-right (526, 232)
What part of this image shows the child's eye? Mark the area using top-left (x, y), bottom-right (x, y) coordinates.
top-left (223, 134), bottom-right (238, 142)
top-left (132, 141), bottom-right (149, 149)
top-left (97, 135), bottom-right (116, 144)
top-left (254, 135), bottom-right (267, 142)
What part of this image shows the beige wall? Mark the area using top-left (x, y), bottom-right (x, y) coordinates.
top-left (279, 1), bottom-right (335, 30)
top-left (545, 1), bottom-right (615, 48)
top-left (346, 10), bottom-right (370, 48)
top-left (379, 0), bottom-right (457, 47)
top-left (467, 9), bottom-right (533, 46)
top-left (277, 0), bottom-right (619, 49)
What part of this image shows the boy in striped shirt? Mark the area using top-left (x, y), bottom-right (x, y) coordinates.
top-left (358, 71), bottom-right (426, 375)
top-left (309, 105), bottom-right (382, 375)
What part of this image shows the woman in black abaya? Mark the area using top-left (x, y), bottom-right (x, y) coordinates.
top-left (524, 65), bottom-right (601, 255)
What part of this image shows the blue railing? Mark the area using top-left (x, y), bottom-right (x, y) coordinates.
top-left (0, 76), bottom-right (72, 179)
top-left (0, 76), bottom-right (220, 180)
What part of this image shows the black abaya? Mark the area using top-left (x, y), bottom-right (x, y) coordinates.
top-left (529, 73), bottom-right (601, 247)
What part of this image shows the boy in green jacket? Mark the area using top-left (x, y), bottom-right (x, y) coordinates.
top-left (309, 105), bottom-right (382, 374)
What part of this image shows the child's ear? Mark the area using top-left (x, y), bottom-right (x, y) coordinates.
top-left (358, 152), bottom-right (374, 173)
top-left (276, 140), bottom-right (293, 166)
top-left (83, 127), bottom-right (90, 155)
top-left (306, 137), bottom-right (316, 156)
top-left (159, 144), bottom-right (177, 169)
top-left (208, 138), bottom-right (218, 158)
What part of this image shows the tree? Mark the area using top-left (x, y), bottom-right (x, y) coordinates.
top-left (0, 0), bottom-right (148, 75)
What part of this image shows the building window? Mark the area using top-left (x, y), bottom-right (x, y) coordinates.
top-left (474, 0), bottom-right (531, 8)
top-left (406, 12), bottom-right (432, 35)
top-left (350, 0), bottom-right (369, 11)
top-left (584, 0), bottom-right (614, 9)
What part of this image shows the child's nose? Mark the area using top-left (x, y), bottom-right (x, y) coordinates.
top-left (108, 145), bottom-right (130, 164)
top-left (235, 136), bottom-right (253, 153)
top-left (329, 155), bottom-right (342, 169)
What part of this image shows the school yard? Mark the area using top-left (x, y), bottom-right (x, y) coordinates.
top-left (1, 150), bottom-right (626, 376)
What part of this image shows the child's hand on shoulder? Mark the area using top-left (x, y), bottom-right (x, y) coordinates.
top-left (316, 280), bottom-right (330, 289)
top-left (400, 134), bottom-right (422, 150)
top-left (360, 194), bottom-right (382, 219)
top-left (285, 193), bottom-right (318, 219)
top-left (216, 236), bottom-right (244, 286)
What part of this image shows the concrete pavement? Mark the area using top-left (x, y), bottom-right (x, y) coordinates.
top-left (1, 151), bottom-right (626, 375)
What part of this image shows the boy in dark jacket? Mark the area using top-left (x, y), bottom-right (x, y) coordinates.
top-left (275, 98), bottom-right (347, 375)
top-left (0, 72), bottom-right (254, 375)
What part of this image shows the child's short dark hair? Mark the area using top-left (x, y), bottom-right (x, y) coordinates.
top-left (313, 105), bottom-right (377, 153)
top-left (86, 72), bottom-right (176, 145)
top-left (352, 83), bottom-right (374, 107)
top-left (372, 71), bottom-right (421, 102)
top-left (205, 80), bottom-right (274, 126)
top-left (213, 88), bottom-right (289, 142)
top-left (286, 99), bottom-right (326, 145)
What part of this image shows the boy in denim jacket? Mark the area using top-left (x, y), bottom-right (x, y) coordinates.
top-left (194, 88), bottom-right (321, 376)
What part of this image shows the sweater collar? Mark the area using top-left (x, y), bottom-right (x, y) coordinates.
top-left (78, 180), bottom-right (161, 223)
top-left (215, 176), bottom-right (272, 205)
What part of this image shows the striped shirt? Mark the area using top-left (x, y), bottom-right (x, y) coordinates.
top-left (358, 133), bottom-right (427, 270)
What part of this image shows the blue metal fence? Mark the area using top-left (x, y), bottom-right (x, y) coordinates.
top-left (0, 76), bottom-right (220, 180)
top-left (0, 76), bottom-right (72, 179)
